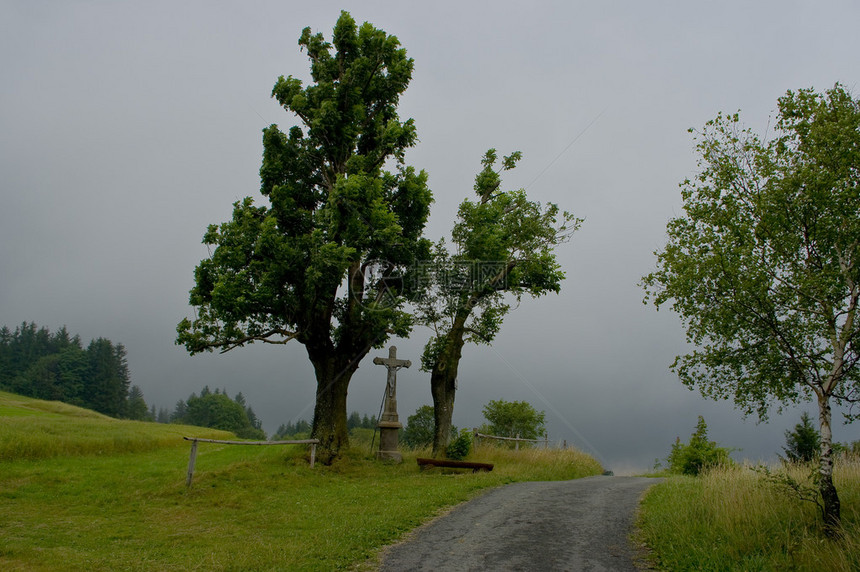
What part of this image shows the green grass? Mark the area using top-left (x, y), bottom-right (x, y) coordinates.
top-left (0, 391), bottom-right (234, 460)
top-left (0, 391), bottom-right (603, 571)
top-left (637, 462), bottom-right (860, 571)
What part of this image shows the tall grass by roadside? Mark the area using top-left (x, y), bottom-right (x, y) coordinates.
top-left (466, 441), bottom-right (604, 480)
top-left (0, 392), bottom-right (603, 571)
top-left (637, 460), bottom-right (860, 571)
top-left (0, 390), bottom-right (232, 460)
top-left (346, 428), bottom-right (604, 481)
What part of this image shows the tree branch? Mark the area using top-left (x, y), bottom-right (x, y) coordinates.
top-left (210, 329), bottom-right (300, 354)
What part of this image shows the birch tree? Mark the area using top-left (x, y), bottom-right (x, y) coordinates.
top-left (642, 84), bottom-right (860, 535)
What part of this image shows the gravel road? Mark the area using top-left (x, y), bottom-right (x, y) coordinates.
top-left (377, 476), bottom-right (661, 572)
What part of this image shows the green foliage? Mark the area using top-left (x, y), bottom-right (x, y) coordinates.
top-left (445, 428), bottom-right (472, 460)
top-left (0, 322), bottom-right (139, 419)
top-left (403, 405), bottom-right (434, 448)
top-left (641, 84), bottom-right (860, 423)
top-left (753, 464), bottom-right (825, 518)
top-left (274, 418), bottom-right (312, 439)
top-left (642, 84), bottom-right (860, 530)
top-left (126, 385), bottom-right (149, 421)
top-left (782, 412), bottom-right (821, 464)
top-left (666, 416), bottom-right (732, 476)
top-left (346, 410), bottom-right (376, 431)
top-left (172, 387), bottom-right (265, 439)
top-left (414, 149), bottom-right (580, 455)
top-left (275, 412), bottom-right (374, 441)
top-left (481, 399), bottom-right (546, 441)
top-left (175, 11), bottom-right (433, 460)
top-left (416, 150), bottom-right (581, 372)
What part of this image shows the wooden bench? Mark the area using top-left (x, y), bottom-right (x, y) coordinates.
top-left (416, 457), bottom-right (494, 472)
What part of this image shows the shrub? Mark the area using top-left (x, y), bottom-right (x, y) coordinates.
top-left (667, 416), bottom-right (732, 475)
top-left (446, 429), bottom-right (472, 460)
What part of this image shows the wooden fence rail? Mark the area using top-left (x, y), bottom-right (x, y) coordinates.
top-left (183, 437), bottom-right (320, 487)
top-left (472, 429), bottom-right (549, 451)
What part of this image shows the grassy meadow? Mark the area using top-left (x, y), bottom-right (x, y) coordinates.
top-left (0, 391), bottom-right (603, 571)
top-left (637, 461), bottom-right (860, 571)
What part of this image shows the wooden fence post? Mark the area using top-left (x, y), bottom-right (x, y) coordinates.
top-left (186, 439), bottom-right (199, 488)
top-left (310, 442), bottom-right (316, 468)
top-left (473, 428), bottom-right (479, 451)
top-left (515, 434), bottom-right (520, 451)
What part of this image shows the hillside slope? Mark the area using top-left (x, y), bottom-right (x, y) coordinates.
top-left (0, 390), bottom-right (232, 460)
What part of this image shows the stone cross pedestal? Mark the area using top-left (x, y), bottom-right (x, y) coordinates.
top-left (373, 345), bottom-right (411, 462)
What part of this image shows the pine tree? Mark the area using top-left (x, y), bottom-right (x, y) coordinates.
top-left (83, 338), bottom-right (128, 417)
top-left (126, 385), bottom-right (149, 420)
top-left (171, 399), bottom-right (188, 422)
top-left (782, 412), bottom-right (821, 464)
top-left (347, 411), bottom-right (362, 430)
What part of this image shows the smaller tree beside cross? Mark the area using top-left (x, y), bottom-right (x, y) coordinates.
top-left (414, 149), bottom-right (581, 457)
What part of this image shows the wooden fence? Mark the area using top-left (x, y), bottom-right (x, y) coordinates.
top-left (472, 429), bottom-right (549, 450)
top-left (183, 437), bottom-right (320, 487)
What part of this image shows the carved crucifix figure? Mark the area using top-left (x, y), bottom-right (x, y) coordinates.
top-left (374, 345), bottom-right (411, 400)
top-left (373, 345), bottom-right (411, 462)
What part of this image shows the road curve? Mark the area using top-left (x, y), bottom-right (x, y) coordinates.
top-left (377, 476), bottom-right (661, 572)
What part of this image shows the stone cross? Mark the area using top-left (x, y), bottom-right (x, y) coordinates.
top-left (373, 345), bottom-right (411, 462)
top-left (373, 345), bottom-right (411, 400)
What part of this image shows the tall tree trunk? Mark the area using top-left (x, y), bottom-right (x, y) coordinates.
top-left (430, 363), bottom-right (457, 457)
top-left (430, 318), bottom-right (467, 458)
top-left (817, 392), bottom-right (841, 537)
top-left (308, 348), bottom-right (356, 464)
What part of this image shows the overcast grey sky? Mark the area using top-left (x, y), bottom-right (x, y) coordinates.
top-left (2, 1), bottom-right (859, 473)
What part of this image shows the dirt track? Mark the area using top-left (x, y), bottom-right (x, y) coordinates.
top-left (377, 476), bottom-right (661, 572)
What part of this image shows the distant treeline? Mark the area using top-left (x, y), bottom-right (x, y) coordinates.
top-left (274, 411), bottom-right (376, 439)
top-left (0, 323), bottom-right (270, 439)
top-left (167, 386), bottom-right (265, 440)
top-left (0, 322), bottom-right (147, 419)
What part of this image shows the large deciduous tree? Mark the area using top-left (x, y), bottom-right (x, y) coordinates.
top-left (415, 150), bottom-right (580, 457)
top-left (176, 12), bottom-right (432, 462)
top-left (642, 84), bottom-right (860, 535)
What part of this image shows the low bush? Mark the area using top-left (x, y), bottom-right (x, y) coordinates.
top-left (666, 415), bottom-right (732, 475)
top-left (446, 428), bottom-right (472, 460)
